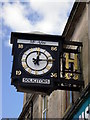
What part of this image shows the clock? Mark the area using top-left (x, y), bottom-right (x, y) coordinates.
top-left (10, 32), bottom-right (63, 94)
top-left (21, 47), bottom-right (54, 75)
top-left (11, 32), bottom-right (84, 94)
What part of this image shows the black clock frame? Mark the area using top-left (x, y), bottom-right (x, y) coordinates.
top-left (10, 32), bottom-right (84, 95)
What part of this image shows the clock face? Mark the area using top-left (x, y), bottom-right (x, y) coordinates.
top-left (21, 47), bottom-right (54, 75)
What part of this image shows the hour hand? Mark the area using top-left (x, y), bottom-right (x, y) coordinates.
top-left (33, 58), bottom-right (39, 65)
top-left (33, 58), bottom-right (36, 64)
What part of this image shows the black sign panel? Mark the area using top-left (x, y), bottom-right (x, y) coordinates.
top-left (10, 32), bottom-right (84, 94)
top-left (54, 41), bottom-right (84, 91)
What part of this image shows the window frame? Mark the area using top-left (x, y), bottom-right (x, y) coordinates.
top-left (42, 96), bottom-right (47, 120)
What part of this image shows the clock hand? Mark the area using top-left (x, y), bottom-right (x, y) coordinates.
top-left (33, 51), bottom-right (41, 65)
top-left (33, 58), bottom-right (36, 64)
top-left (33, 58), bottom-right (39, 65)
top-left (34, 58), bottom-right (55, 62)
top-left (37, 50), bottom-right (40, 56)
top-left (35, 51), bottom-right (41, 65)
top-left (37, 51), bottom-right (40, 60)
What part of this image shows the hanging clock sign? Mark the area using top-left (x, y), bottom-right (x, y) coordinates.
top-left (11, 32), bottom-right (84, 94)
top-left (11, 32), bottom-right (63, 94)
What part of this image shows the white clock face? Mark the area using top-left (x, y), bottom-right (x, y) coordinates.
top-left (21, 47), bottom-right (54, 75)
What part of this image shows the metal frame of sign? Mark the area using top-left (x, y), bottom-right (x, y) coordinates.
top-left (10, 32), bottom-right (84, 94)
top-left (52, 40), bottom-right (84, 92)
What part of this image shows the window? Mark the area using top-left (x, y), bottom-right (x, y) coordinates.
top-left (42, 96), bottom-right (47, 120)
top-left (65, 91), bottom-right (73, 110)
top-left (70, 91), bottom-right (73, 104)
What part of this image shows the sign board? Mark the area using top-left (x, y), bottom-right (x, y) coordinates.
top-left (10, 32), bottom-right (84, 94)
top-left (72, 94), bottom-right (90, 119)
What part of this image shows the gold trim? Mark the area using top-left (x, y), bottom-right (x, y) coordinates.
top-left (42, 70), bottom-right (45, 74)
top-left (22, 63), bottom-right (27, 69)
top-left (21, 59), bottom-right (25, 62)
top-left (36, 47), bottom-right (40, 52)
top-left (46, 65), bottom-right (51, 70)
top-left (27, 68), bottom-right (31, 73)
top-left (35, 70), bottom-right (38, 75)
top-left (30, 48), bottom-right (33, 52)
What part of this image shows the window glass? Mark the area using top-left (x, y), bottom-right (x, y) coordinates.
top-left (70, 91), bottom-right (73, 104)
top-left (42, 96), bottom-right (47, 120)
top-left (65, 91), bottom-right (73, 110)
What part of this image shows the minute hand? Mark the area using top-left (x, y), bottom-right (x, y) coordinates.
top-left (38, 59), bottom-right (55, 62)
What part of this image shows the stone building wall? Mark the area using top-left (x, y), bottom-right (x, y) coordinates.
top-left (88, 1), bottom-right (90, 84)
top-left (47, 90), bottom-right (62, 118)
top-left (70, 3), bottom-right (88, 87)
top-left (33, 95), bottom-right (42, 118)
top-left (19, 2), bottom-right (90, 119)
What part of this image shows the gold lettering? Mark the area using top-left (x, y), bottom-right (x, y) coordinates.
top-left (65, 53), bottom-right (78, 70)
top-left (51, 47), bottom-right (57, 51)
top-left (65, 73), bottom-right (73, 80)
top-left (74, 74), bottom-right (78, 80)
top-left (65, 73), bottom-right (70, 80)
top-left (18, 44), bottom-right (23, 49)
top-left (74, 54), bottom-right (78, 70)
top-left (16, 70), bottom-right (21, 75)
top-left (36, 47), bottom-right (40, 52)
top-left (51, 73), bottom-right (57, 78)
top-left (65, 53), bottom-right (78, 80)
